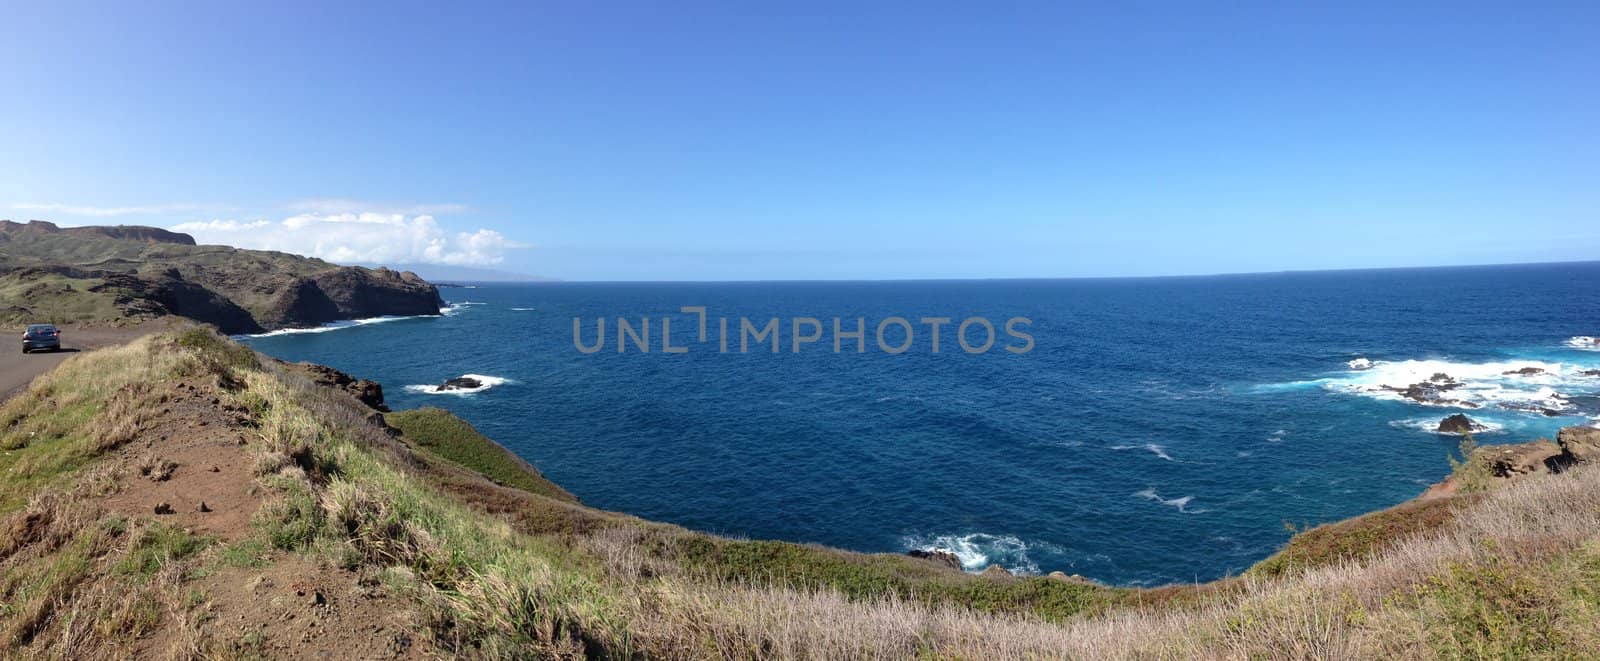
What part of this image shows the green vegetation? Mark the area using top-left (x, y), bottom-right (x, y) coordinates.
top-left (386, 407), bottom-right (576, 502)
top-left (0, 271), bottom-right (127, 327)
top-left (1250, 496), bottom-right (1469, 578)
top-left (1447, 431), bottom-right (1498, 493)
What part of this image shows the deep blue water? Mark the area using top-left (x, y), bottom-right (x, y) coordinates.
top-left (240, 262), bottom-right (1600, 586)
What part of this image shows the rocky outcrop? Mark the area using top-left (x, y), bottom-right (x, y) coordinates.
top-left (290, 362), bottom-right (389, 412)
top-left (1437, 414), bottom-right (1486, 434)
top-left (1502, 366), bottom-right (1546, 376)
top-left (907, 549), bottom-right (962, 571)
top-left (981, 565), bottom-right (1014, 578)
top-left (1384, 373), bottom-right (1478, 408)
top-left (438, 377), bottom-right (483, 392)
top-left (1448, 426), bottom-right (1600, 487)
top-left (1480, 440), bottom-right (1568, 478)
top-left (1557, 426), bottom-right (1600, 464)
top-left (310, 267), bottom-right (441, 319)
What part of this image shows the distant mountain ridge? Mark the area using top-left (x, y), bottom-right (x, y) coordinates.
top-left (375, 262), bottom-right (558, 283)
top-left (0, 220), bottom-right (442, 333)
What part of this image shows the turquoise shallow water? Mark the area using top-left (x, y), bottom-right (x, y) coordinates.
top-left (241, 262), bottom-right (1600, 586)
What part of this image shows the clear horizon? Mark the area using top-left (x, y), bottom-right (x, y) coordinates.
top-left (4, 3), bottom-right (1596, 281)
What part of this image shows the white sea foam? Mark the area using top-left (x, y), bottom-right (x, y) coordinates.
top-left (1135, 488), bottom-right (1202, 513)
top-left (1347, 357), bottom-right (1373, 370)
top-left (439, 301), bottom-right (486, 316)
top-left (404, 374), bottom-right (512, 395)
top-left (238, 313), bottom-right (437, 338)
top-left (511, 307), bottom-right (536, 311)
top-left (1319, 357), bottom-right (1597, 413)
top-left (1110, 443), bottom-right (1175, 461)
top-left (903, 533), bottom-right (1051, 574)
top-left (1566, 336), bottom-right (1600, 351)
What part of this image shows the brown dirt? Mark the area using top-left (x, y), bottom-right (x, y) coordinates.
top-left (142, 557), bottom-right (426, 660)
top-left (101, 382), bottom-right (259, 537)
top-left (65, 355), bottom-right (435, 657)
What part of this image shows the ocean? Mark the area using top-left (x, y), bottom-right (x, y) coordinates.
top-left (238, 262), bottom-right (1600, 586)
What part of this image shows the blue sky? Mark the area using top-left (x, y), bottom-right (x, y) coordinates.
top-left (2, 2), bottom-right (1596, 281)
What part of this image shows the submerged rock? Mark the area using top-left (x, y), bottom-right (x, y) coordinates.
top-left (1437, 414), bottom-right (1486, 434)
top-left (907, 549), bottom-right (962, 571)
top-left (1499, 402), bottom-right (1563, 417)
top-left (1502, 366), bottom-right (1546, 376)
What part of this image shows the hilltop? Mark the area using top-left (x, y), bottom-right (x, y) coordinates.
top-left (0, 220), bottom-right (442, 334)
top-left (1, 326), bottom-right (1599, 658)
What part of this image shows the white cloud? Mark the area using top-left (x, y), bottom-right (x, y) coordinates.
top-left (12, 202), bottom-right (231, 217)
top-left (172, 212), bottom-right (528, 266)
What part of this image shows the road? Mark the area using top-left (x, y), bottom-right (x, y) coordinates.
top-left (0, 322), bottom-right (172, 400)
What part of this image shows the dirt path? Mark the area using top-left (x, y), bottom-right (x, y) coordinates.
top-left (0, 321), bottom-right (174, 399)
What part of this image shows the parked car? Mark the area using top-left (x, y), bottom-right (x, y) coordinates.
top-left (22, 324), bottom-right (61, 353)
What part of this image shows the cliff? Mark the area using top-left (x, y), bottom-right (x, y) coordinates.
top-left (0, 220), bottom-right (441, 333)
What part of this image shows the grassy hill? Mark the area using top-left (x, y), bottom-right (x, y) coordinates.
top-left (0, 220), bottom-right (441, 333)
top-left (2, 327), bottom-right (1599, 658)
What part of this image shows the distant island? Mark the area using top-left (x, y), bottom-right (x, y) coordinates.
top-left (0, 220), bottom-right (442, 334)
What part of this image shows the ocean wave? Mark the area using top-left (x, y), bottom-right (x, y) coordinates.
top-left (439, 301), bottom-right (486, 316)
top-left (1135, 488), bottom-right (1204, 513)
top-left (902, 533), bottom-right (1053, 574)
top-left (1316, 356), bottom-right (1599, 413)
top-left (1567, 336), bottom-right (1600, 351)
top-left (1347, 357), bottom-right (1373, 370)
top-left (404, 374), bottom-right (512, 395)
top-left (1110, 443), bottom-right (1174, 461)
top-left (511, 307), bottom-right (536, 311)
top-left (238, 313), bottom-right (437, 338)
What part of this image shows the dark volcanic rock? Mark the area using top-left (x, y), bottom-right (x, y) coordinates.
top-left (1437, 414), bottom-right (1485, 434)
top-left (1502, 366), bottom-right (1546, 376)
top-left (907, 549), bottom-right (963, 571)
top-left (438, 377), bottom-right (483, 391)
top-left (1384, 373), bottom-right (1477, 407)
top-left (294, 362), bottom-right (389, 411)
top-left (311, 267), bottom-right (443, 319)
